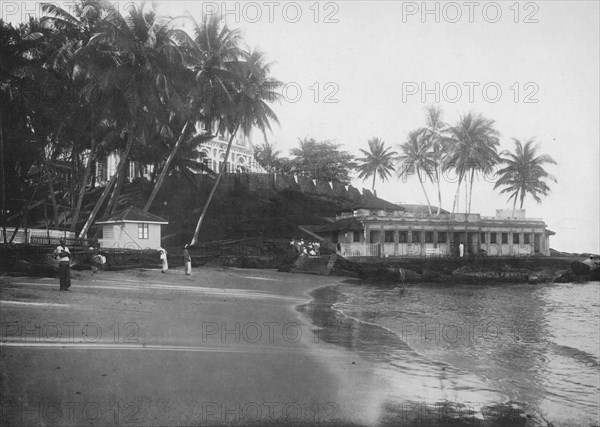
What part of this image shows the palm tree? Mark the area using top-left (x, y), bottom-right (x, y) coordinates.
top-left (420, 106), bottom-right (447, 214)
top-left (0, 20), bottom-right (49, 240)
top-left (494, 138), bottom-right (557, 216)
top-left (6, 18), bottom-right (71, 229)
top-left (175, 12), bottom-right (243, 131)
top-left (142, 13), bottom-right (242, 212)
top-left (40, 1), bottom-right (109, 231)
top-left (143, 126), bottom-right (215, 210)
top-left (190, 48), bottom-right (281, 245)
top-left (77, 2), bottom-right (189, 237)
top-left (0, 20), bottom-right (24, 242)
top-left (254, 141), bottom-right (281, 172)
top-left (170, 133), bottom-right (218, 182)
top-left (397, 130), bottom-right (434, 214)
top-left (445, 113), bottom-right (500, 213)
top-left (105, 4), bottom-right (192, 216)
top-left (356, 137), bottom-right (397, 193)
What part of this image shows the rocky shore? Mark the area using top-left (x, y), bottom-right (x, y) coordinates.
top-left (331, 256), bottom-right (600, 284)
top-left (4, 241), bottom-right (598, 285)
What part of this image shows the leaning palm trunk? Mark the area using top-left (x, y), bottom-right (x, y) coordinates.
top-left (417, 169), bottom-right (432, 214)
top-left (143, 121), bottom-right (192, 212)
top-left (511, 192), bottom-right (519, 218)
top-left (190, 125), bottom-right (239, 246)
top-left (70, 134), bottom-right (96, 231)
top-left (105, 167), bottom-right (126, 215)
top-left (78, 173), bottom-right (117, 239)
top-left (78, 125), bottom-right (135, 239)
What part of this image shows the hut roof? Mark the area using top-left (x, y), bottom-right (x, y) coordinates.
top-left (96, 207), bottom-right (168, 224)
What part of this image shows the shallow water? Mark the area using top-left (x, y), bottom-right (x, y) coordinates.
top-left (301, 281), bottom-right (600, 426)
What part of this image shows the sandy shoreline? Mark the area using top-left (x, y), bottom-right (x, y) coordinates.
top-left (1, 267), bottom-right (562, 426)
top-left (0, 266), bottom-right (380, 426)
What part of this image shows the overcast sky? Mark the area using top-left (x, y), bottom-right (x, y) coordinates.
top-left (3, 1), bottom-right (599, 253)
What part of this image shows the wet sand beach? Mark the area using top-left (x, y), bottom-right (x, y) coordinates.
top-left (2, 268), bottom-right (598, 426)
top-left (1, 267), bottom-right (370, 426)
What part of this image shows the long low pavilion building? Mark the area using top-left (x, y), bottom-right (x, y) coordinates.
top-left (306, 206), bottom-right (555, 258)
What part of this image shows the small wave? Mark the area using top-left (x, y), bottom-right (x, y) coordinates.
top-left (329, 301), bottom-right (494, 380)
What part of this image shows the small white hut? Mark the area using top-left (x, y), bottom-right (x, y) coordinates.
top-left (96, 207), bottom-right (168, 249)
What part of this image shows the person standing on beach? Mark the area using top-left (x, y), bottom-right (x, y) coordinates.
top-left (459, 241), bottom-right (465, 258)
top-left (183, 244), bottom-right (191, 275)
top-left (159, 247), bottom-right (168, 273)
top-left (53, 239), bottom-right (71, 291)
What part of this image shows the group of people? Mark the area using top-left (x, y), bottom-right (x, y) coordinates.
top-left (583, 255), bottom-right (600, 271)
top-left (53, 240), bottom-right (107, 291)
top-left (53, 240), bottom-right (194, 292)
top-left (157, 245), bottom-right (192, 275)
top-left (289, 238), bottom-right (321, 256)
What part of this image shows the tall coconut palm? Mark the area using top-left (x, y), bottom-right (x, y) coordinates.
top-left (40, 1), bottom-right (111, 231)
top-left (445, 113), bottom-right (500, 213)
top-left (397, 130), bottom-right (434, 214)
top-left (356, 137), bottom-right (397, 193)
top-left (190, 49), bottom-right (281, 245)
top-left (108, 4), bottom-right (192, 216)
top-left (494, 138), bottom-right (557, 216)
top-left (142, 13), bottom-right (242, 212)
top-left (77, 2), bottom-right (187, 237)
top-left (192, 14), bottom-right (244, 131)
top-left (420, 106), bottom-right (447, 214)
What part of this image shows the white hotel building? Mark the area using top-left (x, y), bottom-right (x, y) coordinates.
top-left (94, 123), bottom-right (264, 184)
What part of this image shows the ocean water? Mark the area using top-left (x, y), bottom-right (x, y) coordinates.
top-left (301, 281), bottom-right (600, 426)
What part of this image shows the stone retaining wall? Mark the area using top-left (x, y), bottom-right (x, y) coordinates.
top-left (218, 172), bottom-right (376, 201)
